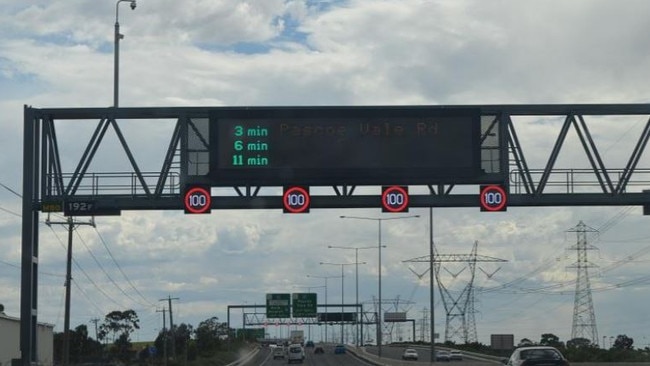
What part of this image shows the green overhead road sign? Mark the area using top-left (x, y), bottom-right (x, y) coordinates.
top-left (292, 293), bottom-right (317, 317)
top-left (266, 293), bottom-right (291, 318)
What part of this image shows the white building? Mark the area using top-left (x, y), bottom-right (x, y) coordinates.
top-left (0, 309), bottom-right (54, 366)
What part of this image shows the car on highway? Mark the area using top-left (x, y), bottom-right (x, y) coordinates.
top-left (402, 348), bottom-right (419, 361)
top-left (305, 340), bottom-right (315, 348)
top-left (272, 346), bottom-right (285, 359)
top-left (314, 345), bottom-right (325, 354)
top-left (287, 344), bottom-right (305, 364)
top-left (450, 350), bottom-right (463, 360)
top-left (503, 346), bottom-right (569, 366)
top-left (436, 350), bottom-right (451, 362)
top-left (334, 344), bottom-right (346, 354)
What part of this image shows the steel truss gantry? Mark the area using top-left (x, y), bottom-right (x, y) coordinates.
top-left (226, 303), bottom-right (372, 344)
top-left (21, 104), bottom-right (650, 364)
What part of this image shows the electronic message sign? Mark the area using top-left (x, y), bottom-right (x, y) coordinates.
top-left (317, 312), bottom-right (357, 322)
top-left (210, 107), bottom-right (481, 186)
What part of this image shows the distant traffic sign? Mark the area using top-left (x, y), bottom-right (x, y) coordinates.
top-left (317, 312), bottom-right (357, 322)
top-left (266, 293), bottom-right (290, 319)
top-left (184, 185), bottom-right (212, 214)
top-left (283, 186), bottom-right (310, 213)
top-left (292, 293), bottom-right (317, 317)
top-left (480, 185), bottom-right (508, 211)
top-left (381, 185), bottom-right (409, 212)
top-left (63, 200), bottom-right (121, 216)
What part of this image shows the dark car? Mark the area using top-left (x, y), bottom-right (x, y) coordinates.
top-left (334, 344), bottom-right (346, 354)
top-left (436, 350), bottom-right (451, 362)
top-left (314, 346), bottom-right (325, 354)
top-left (305, 340), bottom-right (315, 348)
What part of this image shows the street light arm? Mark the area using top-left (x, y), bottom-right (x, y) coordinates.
top-left (320, 261), bottom-right (363, 267)
top-left (340, 215), bottom-right (420, 221)
top-left (339, 213), bottom-right (419, 357)
top-left (116, 0), bottom-right (136, 22)
top-left (328, 245), bottom-right (380, 250)
top-left (307, 274), bottom-right (342, 279)
top-left (293, 285), bottom-right (326, 289)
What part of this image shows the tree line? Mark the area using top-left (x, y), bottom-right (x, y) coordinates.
top-left (53, 309), bottom-right (249, 365)
top-left (447, 333), bottom-right (650, 362)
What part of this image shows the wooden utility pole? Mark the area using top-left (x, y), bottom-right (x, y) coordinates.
top-left (157, 307), bottom-right (167, 366)
top-left (46, 215), bottom-right (95, 366)
top-left (160, 296), bottom-right (179, 359)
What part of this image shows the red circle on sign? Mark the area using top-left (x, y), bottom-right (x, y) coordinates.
top-left (184, 186), bottom-right (211, 214)
top-left (382, 186), bottom-right (409, 212)
top-left (283, 186), bottom-right (310, 213)
top-left (480, 185), bottom-right (507, 211)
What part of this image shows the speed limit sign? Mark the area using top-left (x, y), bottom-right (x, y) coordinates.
top-left (382, 185), bottom-right (409, 212)
top-left (283, 186), bottom-right (310, 213)
top-left (184, 185), bottom-right (212, 214)
top-left (480, 185), bottom-right (508, 212)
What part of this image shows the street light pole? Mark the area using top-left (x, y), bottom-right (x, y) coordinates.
top-left (307, 274), bottom-right (341, 343)
top-left (114, 0), bottom-right (136, 107)
top-left (320, 261), bottom-right (365, 345)
top-left (340, 214), bottom-right (420, 357)
top-left (328, 244), bottom-right (379, 346)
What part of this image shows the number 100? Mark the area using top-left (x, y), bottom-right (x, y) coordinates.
top-left (483, 192), bottom-right (503, 205)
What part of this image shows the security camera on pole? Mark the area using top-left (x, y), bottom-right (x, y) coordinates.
top-left (114, 0), bottom-right (136, 107)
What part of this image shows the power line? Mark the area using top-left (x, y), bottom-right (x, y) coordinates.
top-left (93, 227), bottom-right (156, 307)
top-left (73, 229), bottom-right (150, 308)
top-left (72, 280), bottom-right (108, 318)
top-left (0, 205), bottom-right (21, 217)
top-left (0, 181), bottom-right (21, 198)
top-left (47, 225), bottom-right (125, 309)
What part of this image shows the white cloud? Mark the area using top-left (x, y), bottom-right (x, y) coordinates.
top-left (1, 0), bottom-right (650, 348)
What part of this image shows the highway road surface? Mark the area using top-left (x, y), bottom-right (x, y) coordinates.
top-left (243, 344), bottom-right (501, 366)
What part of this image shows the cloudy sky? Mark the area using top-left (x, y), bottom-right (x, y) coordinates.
top-left (2, 0), bottom-right (650, 349)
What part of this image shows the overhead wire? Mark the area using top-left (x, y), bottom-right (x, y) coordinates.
top-left (0, 181), bottom-right (22, 216)
top-left (73, 228), bottom-right (151, 308)
top-left (93, 226), bottom-right (157, 308)
top-left (2, 179), bottom-right (155, 311)
top-left (0, 205), bottom-right (21, 217)
top-left (46, 224), bottom-right (125, 309)
top-left (0, 181), bottom-right (21, 198)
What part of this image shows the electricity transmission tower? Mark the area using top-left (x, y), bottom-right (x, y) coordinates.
top-left (568, 221), bottom-right (599, 345)
top-left (369, 296), bottom-right (414, 344)
top-left (419, 307), bottom-right (429, 342)
top-left (404, 241), bottom-right (506, 344)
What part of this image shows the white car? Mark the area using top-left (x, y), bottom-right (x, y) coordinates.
top-left (287, 344), bottom-right (305, 364)
top-left (272, 346), bottom-right (285, 359)
top-left (402, 348), bottom-right (419, 361)
top-left (450, 350), bottom-right (463, 360)
top-left (504, 346), bottom-right (569, 366)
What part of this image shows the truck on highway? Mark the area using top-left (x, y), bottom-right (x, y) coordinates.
top-left (290, 330), bottom-right (304, 345)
